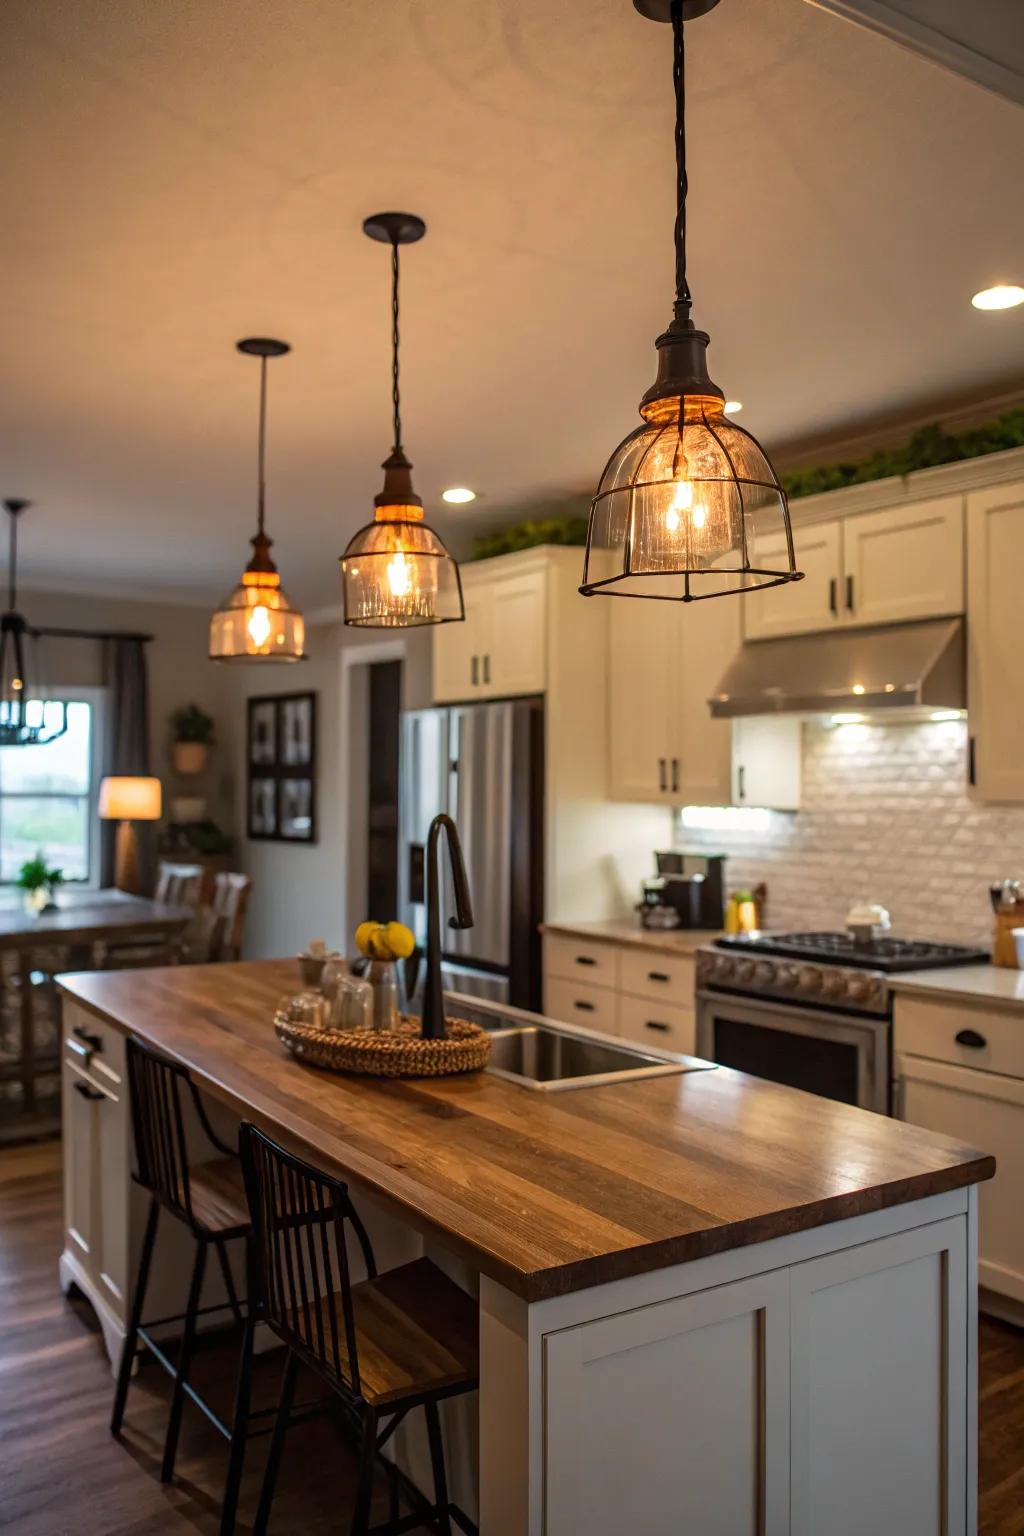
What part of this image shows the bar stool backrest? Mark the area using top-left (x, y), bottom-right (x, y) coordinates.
top-left (126, 1035), bottom-right (196, 1225)
top-left (240, 1123), bottom-right (377, 1399)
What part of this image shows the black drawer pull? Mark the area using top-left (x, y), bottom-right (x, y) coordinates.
top-left (645, 1020), bottom-right (670, 1033)
top-left (954, 1028), bottom-right (987, 1050)
top-left (74, 1082), bottom-right (105, 1101)
top-left (573, 1001), bottom-right (595, 1012)
top-left (575, 955), bottom-right (597, 967)
top-left (648, 971), bottom-right (670, 983)
top-left (73, 1026), bottom-right (102, 1051)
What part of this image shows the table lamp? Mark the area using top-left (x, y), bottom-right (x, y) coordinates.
top-left (98, 776), bottom-right (163, 894)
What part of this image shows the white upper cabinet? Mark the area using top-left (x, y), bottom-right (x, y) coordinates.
top-left (743, 496), bottom-right (965, 642)
top-left (842, 496), bottom-right (963, 625)
top-left (966, 478), bottom-right (1024, 802)
top-left (732, 716), bottom-right (802, 811)
top-left (432, 557), bottom-right (547, 702)
top-left (744, 520), bottom-right (843, 642)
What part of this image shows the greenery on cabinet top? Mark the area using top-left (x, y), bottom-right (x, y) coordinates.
top-left (470, 407), bottom-right (1024, 561)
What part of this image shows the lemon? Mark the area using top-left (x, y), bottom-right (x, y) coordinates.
top-left (384, 921), bottom-right (415, 960)
top-left (367, 927), bottom-right (394, 960)
top-left (354, 920), bottom-right (382, 958)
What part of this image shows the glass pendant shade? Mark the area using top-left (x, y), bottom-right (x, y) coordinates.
top-left (342, 503), bottom-right (463, 628)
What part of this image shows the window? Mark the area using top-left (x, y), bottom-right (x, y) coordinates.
top-left (0, 702), bottom-right (97, 884)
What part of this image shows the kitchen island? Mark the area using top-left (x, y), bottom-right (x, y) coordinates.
top-left (59, 959), bottom-right (994, 1535)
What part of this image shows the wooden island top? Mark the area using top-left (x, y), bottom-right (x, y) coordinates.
top-left (59, 958), bottom-right (994, 1302)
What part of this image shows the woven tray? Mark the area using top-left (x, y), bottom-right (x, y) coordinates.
top-left (274, 1012), bottom-right (491, 1078)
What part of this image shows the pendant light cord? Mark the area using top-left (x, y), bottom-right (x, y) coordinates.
top-left (390, 238), bottom-right (404, 455)
top-left (671, 0), bottom-right (690, 317)
top-left (256, 355), bottom-right (268, 538)
top-left (8, 510), bottom-right (17, 612)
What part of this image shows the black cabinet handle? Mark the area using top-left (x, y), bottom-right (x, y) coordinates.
top-left (955, 1028), bottom-right (987, 1050)
top-left (968, 735), bottom-right (976, 788)
top-left (574, 955), bottom-right (597, 968)
top-left (67, 1036), bottom-right (94, 1060)
top-left (829, 577), bottom-right (838, 617)
top-left (670, 757), bottom-right (679, 794)
top-left (658, 758), bottom-right (667, 792)
top-left (845, 574), bottom-right (854, 611)
top-left (73, 1026), bottom-right (102, 1052)
top-left (483, 654), bottom-right (491, 685)
top-left (737, 764), bottom-right (746, 801)
top-left (471, 655), bottom-right (479, 687)
top-left (648, 971), bottom-right (670, 983)
top-left (645, 1020), bottom-right (670, 1033)
top-left (74, 1082), bottom-right (104, 1101)
top-left (573, 1000), bottom-right (595, 1013)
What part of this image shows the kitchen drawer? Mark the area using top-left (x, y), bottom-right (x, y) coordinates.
top-left (63, 1010), bottom-right (125, 1097)
top-left (619, 947), bottom-right (695, 1007)
top-left (618, 992), bottom-right (695, 1056)
top-left (544, 975), bottom-right (620, 1035)
top-left (544, 934), bottom-right (620, 991)
top-left (894, 994), bottom-right (1024, 1081)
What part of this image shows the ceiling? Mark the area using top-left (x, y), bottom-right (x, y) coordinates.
top-left (2, 0), bottom-right (1023, 610)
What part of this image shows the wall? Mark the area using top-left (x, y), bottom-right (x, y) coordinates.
top-left (678, 716), bottom-right (1018, 948)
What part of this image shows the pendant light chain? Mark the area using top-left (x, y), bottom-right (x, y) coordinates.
top-left (8, 510), bottom-right (17, 613)
top-left (671, 0), bottom-right (690, 318)
top-left (256, 354), bottom-right (268, 538)
top-left (390, 238), bottom-right (404, 456)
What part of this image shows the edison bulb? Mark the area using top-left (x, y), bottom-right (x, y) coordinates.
top-left (247, 604), bottom-right (271, 648)
top-left (387, 551), bottom-right (411, 598)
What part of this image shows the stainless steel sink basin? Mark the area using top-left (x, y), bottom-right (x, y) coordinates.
top-left (485, 1024), bottom-right (704, 1092)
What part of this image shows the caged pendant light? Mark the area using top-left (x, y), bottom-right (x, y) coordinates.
top-left (340, 213), bottom-right (464, 628)
top-left (209, 339), bottom-right (306, 663)
top-left (0, 500), bottom-right (67, 748)
top-left (580, 0), bottom-right (803, 604)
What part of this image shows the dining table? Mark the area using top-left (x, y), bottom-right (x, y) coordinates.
top-left (0, 888), bottom-right (192, 1114)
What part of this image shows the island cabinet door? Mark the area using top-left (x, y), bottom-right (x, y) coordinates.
top-left (544, 1270), bottom-right (791, 1536)
top-left (789, 1216), bottom-right (969, 1536)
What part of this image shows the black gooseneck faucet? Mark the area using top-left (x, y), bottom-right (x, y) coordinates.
top-left (420, 813), bottom-right (474, 1041)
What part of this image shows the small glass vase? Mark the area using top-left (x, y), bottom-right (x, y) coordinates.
top-left (366, 960), bottom-right (400, 1033)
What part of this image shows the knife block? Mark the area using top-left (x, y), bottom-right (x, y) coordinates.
top-left (992, 909), bottom-right (1021, 969)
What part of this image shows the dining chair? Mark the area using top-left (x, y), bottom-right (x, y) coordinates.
top-left (112, 1036), bottom-right (256, 1532)
top-left (240, 1122), bottom-right (479, 1535)
top-left (208, 873), bottom-right (252, 962)
top-left (94, 861), bottom-right (204, 969)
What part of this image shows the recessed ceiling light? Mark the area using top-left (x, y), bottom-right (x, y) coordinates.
top-left (723, 400), bottom-right (743, 414)
top-left (851, 683), bottom-right (866, 695)
top-left (442, 487), bottom-right (476, 504)
top-left (971, 284), bottom-right (1024, 311)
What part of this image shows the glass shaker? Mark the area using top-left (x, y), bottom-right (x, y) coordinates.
top-left (366, 959), bottom-right (400, 1032)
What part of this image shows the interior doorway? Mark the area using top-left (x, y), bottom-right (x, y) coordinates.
top-left (366, 659), bottom-right (401, 921)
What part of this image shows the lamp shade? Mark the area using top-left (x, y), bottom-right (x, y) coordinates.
top-left (209, 568), bottom-right (306, 661)
top-left (342, 509), bottom-right (464, 628)
top-left (98, 776), bottom-right (163, 822)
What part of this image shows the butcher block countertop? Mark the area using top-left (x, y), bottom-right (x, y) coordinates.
top-left (540, 918), bottom-right (722, 955)
top-left (59, 959), bottom-right (994, 1303)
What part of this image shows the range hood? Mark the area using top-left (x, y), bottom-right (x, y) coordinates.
top-left (708, 618), bottom-right (965, 718)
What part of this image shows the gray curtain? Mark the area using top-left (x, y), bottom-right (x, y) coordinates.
top-left (100, 638), bottom-right (155, 891)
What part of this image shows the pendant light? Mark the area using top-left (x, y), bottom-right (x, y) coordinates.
top-left (580, 0), bottom-right (803, 604)
top-left (210, 339), bottom-right (306, 663)
top-left (340, 213), bottom-right (464, 628)
top-left (0, 500), bottom-right (68, 747)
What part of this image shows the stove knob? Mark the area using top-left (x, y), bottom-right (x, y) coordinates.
top-left (847, 975), bottom-right (869, 1003)
top-left (754, 961), bottom-right (776, 988)
top-left (821, 970), bottom-right (844, 998)
top-left (737, 959), bottom-right (756, 984)
top-left (778, 964), bottom-right (799, 990)
top-left (713, 954), bottom-right (733, 982)
top-left (798, 966), bottom-right (822, 995)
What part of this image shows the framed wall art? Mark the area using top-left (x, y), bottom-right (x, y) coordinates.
top-left (246, 691), bottom-right (317, 843)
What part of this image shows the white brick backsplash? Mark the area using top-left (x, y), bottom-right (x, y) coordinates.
top-left (676, 719), bottom-right (1024, 948)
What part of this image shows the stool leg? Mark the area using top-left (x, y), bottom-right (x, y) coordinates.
top-left (350, 1406), bottom-right (378, 1536)
top-left (254, 1347), bottom-right (299, 1536)
top-left (219, 1307), bottom-right (255, 1536)
top-left (161, 1235), bottom-right (207, 1483)
top-left (110, 1195), bottom-right (160, 1435)
top-left (425, 1400), bottom-right (453, 1535)
top-left (214, 1238), bottom-right (244, 1331)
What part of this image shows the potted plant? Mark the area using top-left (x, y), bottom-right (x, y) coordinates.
top-left (18, 854), bottom-right (64, 916)
top-left (171, 703), bottom-right (215, 776)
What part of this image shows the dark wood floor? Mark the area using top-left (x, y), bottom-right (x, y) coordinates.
top-left (1, 1142), bottom-right (1022, 1534)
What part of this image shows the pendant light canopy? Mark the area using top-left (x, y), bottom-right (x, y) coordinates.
top-left (340, 213), bottom-right (464, 629)
top-left (580, 0), bottom-right (803, 604)
top-left (210, 338), bottom-right (306, 663)
top-left (0, 500), bottom-right (68, 747)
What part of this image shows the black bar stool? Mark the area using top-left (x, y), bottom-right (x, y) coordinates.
top-left (111, 1036), bottom-right (255, 1534)
top-left (240, 1122), bottom-right (479, 1535)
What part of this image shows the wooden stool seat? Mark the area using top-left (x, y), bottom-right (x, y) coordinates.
top-left (188, 1157), bottom-right (251, 1237)
top-left (289, 1256), bottom-right (478, 1408)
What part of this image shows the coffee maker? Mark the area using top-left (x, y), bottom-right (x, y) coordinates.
top-left (639, 851), bottom-right (726, 930)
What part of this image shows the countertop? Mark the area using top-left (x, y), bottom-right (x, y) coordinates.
top-left (891, 963), bottom-right (1024, 1011)
top-left (540, 918), bottom-right (722, 956)
top-left (59, 959), bottom-right (994, 1303)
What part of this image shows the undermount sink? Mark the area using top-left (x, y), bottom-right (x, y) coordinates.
top-left (485, 1024), bottom-right (708, 1093)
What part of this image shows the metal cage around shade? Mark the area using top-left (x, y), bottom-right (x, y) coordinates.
top-left (341, 515), bottom-right (464, 628)
top-left (580, 396), bottom-right (801, 602)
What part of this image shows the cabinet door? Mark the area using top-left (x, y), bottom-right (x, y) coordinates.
top-left (967, 479), bottom-right (1024, 801)
top-left (898, 1051), bottom-right (1024, 1306)
top-left (606, 593), bottom-right (675, 801)
top-left (842, 495), bottom-right (964, 626)
top-left (743, 520), bottom-right (841, 641)
top-left (545, 1270), bottom-right (790, 1535)
top-left (671, 585), bottom-right (738, 804)
top-left (482, 569), bottom-right (547, 698)
top-left (732, 716), bottom-right (802, 810)
top-left (432, 594), bottom-right (485, 703)
top-left (63, 1060), bottom-right (101, 1282)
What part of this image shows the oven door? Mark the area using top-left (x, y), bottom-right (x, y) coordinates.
top-left (696, 989), bottom-right (890, 1114)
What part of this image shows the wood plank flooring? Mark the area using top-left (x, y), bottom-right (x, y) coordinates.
top-left (1, 1140), bottom-right (1022, 1533)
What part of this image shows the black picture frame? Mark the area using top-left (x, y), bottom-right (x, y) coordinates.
top-left (246, 692), bottom-right (317, 844)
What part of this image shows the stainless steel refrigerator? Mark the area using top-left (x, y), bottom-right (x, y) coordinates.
top-left (399, 697), bottom-right (544, 1011)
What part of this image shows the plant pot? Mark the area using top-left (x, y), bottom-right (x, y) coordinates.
top-left (22, 887), bottom-right (51, 917)
top-left (173, 741), bottom-right (209, 776)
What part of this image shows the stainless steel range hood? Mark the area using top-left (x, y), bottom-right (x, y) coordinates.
top-left (708, 618), bottom-right (965, 718)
